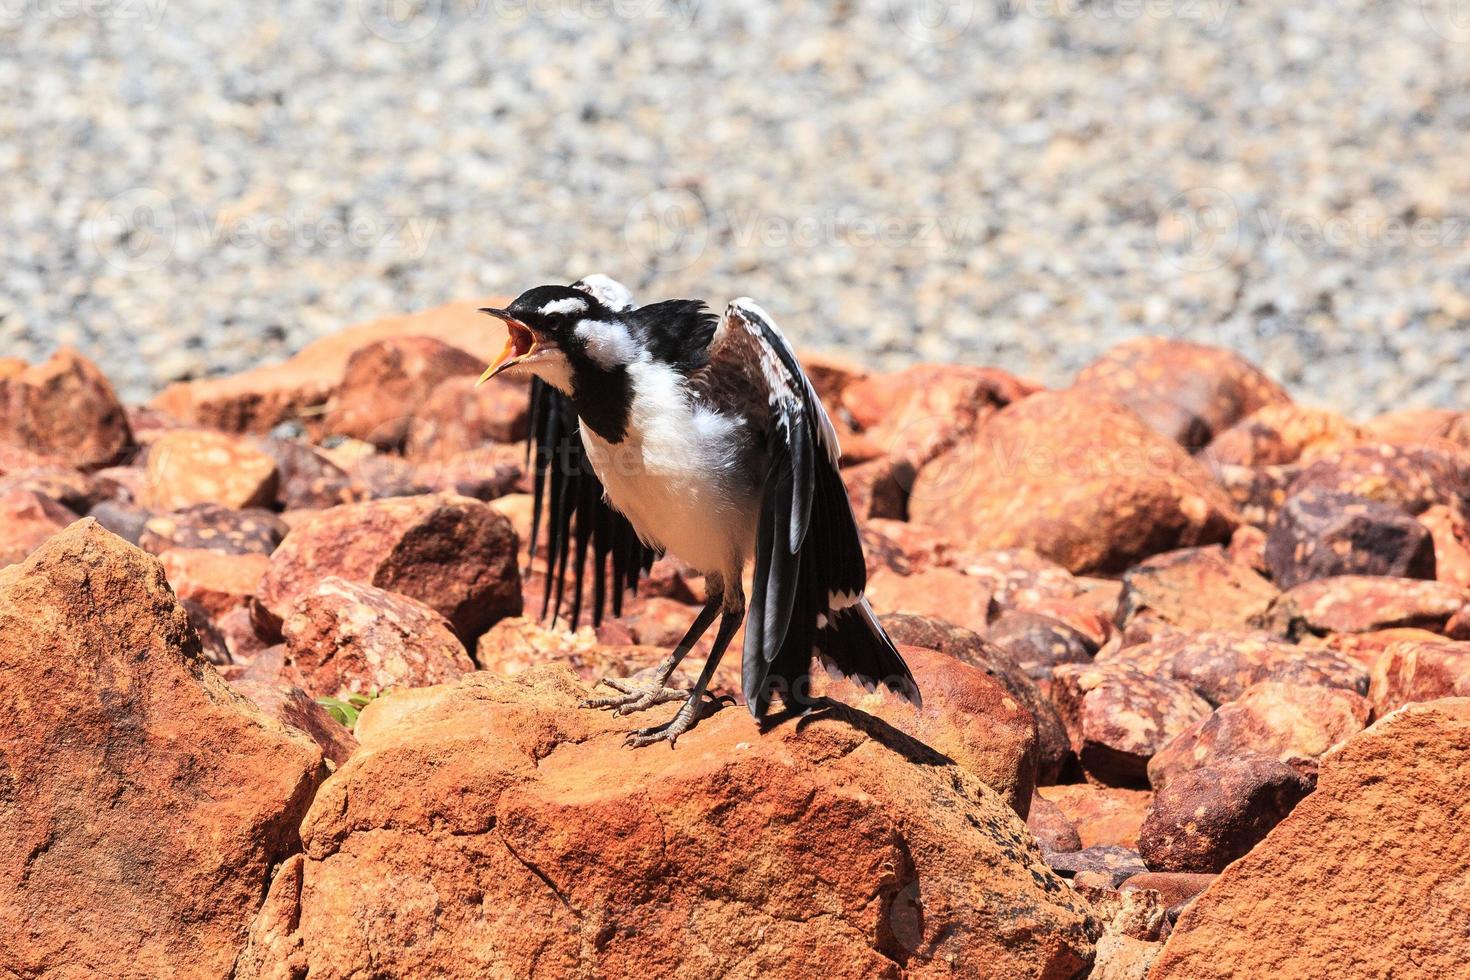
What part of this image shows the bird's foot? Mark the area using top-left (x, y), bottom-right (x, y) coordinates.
top-left (579, 676), bottom-right (687, 716)
top-left (622, 691), bottom-right (736, 750)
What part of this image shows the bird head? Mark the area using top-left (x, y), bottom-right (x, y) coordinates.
top-left (478, 284), bottom-right (627, 394)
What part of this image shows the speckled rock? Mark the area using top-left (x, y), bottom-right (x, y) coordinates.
top-left (1266, 489), bottom-right (1436, 588)
top-left (1203, 403), bottom-right (1363, 467)
top-left (986, 609), bottom-right (1096, 680)
top-left (0, 466), bottom-right (97, 514)
top-left (315, 336), bottom-right (483, 449)
top-left (0, 348), bottom-right (133, 470)
top-left (1139, 757), bottom-right (1313, 873)
top-left (1051, 663), bottom-right (1212, 786)
top-left (138, 502), bottom-right (288, 556)
top-left (0, 489), bottom-right (76, 566)
top-left (1107, 630), bottom-right (1366, 706)
top-left (1072, 338), bottom-right (1290, 450)
top-left (880, 613), bottom-right (1073, 785)
top-left (1116, 546), bottom-right (1279, 634)
top-left (260, 438), bottom-right (369, 511)
top-left (1284, 443), bottom-right (1470, 517)
top-left (281, 577), bottom-right (475, 699)
top-left (403, 375), bottom-right (531, 459)
top-left (1089, 934), bottom-right (1162, 980)
top-left (1262, 575), bottom-right (1469, 636)
top-left (415, 444), bottom-right (525, 503)
top-left (1118, 872), bottom-right (1216, 921)
top-left (911, 388), bottom-right (1237, 575)
top-left (1210, 461), bottom-right (1301, 528)
top-left (958, 548), bottom-right (1084, 609)
top-left (255, 493), bottom-right (522, 645)
top-left (144, 429), bottom-right (280, 511)
top-left (1368, 640), bottom-right (1470, 715)
top-left (1152, 700), bottom-right (1470, 980)
top-left (1046, 845), bottom-right (1149, 887)
top-left (1148, 681), bottom-right (1371, 790)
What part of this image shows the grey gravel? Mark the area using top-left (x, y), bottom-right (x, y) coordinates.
top-left (4, 0), bottom-right (1470, 415)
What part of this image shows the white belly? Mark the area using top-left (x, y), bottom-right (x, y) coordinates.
top-left (579, 362), bottom-right (755, 576)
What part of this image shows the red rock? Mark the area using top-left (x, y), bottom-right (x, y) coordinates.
top-left (1368, 640), bottom-right (1470, 715)
top-left (1116, 546), bottom-right (1279, 633)
top-left (840, 455), bottom-right (915, 521)
top-left (236, 667), bottom-right (1100, 978)
top-left (911, 388), bottom-right (1237, 574)
top-left (821, 646), bottom-right (1040, 817)
top-left (1262, 574), bottom-right (1469, 636)
top-left (256, 493), bottom-right (522, 645)
top-left (0, 520), bottom-right (324, 979)
top-left (138, 502), bottom-right (289, 556)
top-left (1202, 403), bottom-right (1363, 467)
top-left (1035, 784), bottom-right (1153, 849)
top-left (1285, 443), bottom-right (1470, 516)
top-left (1266, 488), bottom-right (1436, 588)
top-left (1151, 699), bottom-right (1470, 979)
top-left (152, 298), bottom-right (513, 433)
top-left (843, 363), bottom-right (1039, 466)
top-left (1073, 337), bottom-right (1290, 450)
top-left (0, 347), bottom-right (134, 470)
top-left (1361, 407), bottom-right (1464, 445)
top-left (1108, 630), bottom-right (1367, 705)
top-left (1308, 626), bottom-right (1446, 672)
top-left (1025, 595), bottom-right (1117, 648)
top-left (865, 566), bottom-right (994, 631)
top-left (1027, 791), bottom-right (1082, 853)
top-left (1420, 503), bottom-right (1470, 590)
top-left (1138, 756), bottom-right (1313, 873)
top-left (1226, 523), bottom-right (1269, 573)
top-left (230, 679), bottom-right (359, 767)
top-left (1090, 934), bottom-right (1163, 980)
top-left (403, 374), bottom-right (531, 459)
top-left (414, 443), bottom-right (525, 502)
top-left (1051, 663), bottom-right (1212, 786)
top-left (144, 429), bottom-right (280, 511)
top-left (986, 608), bottom-right (1096, 679)
top-left (0, 489), bottom-right (76, 566)
top-left (0, 465), bottom-right (97, 513)
top-left (314, 336), bottom-right (483, 448)
top-left (260, 438), bottom-right (369, 510)
top-left (880, 612), bottom-right (1072, 784)
top-left (281, 577), bottom-right (475, 699)
top-left (157, 547), bottom-right (270, 618)
top-left (1148, 681), bottom-right (1370, 789)
top-left (218, 604), bottom-right (272, 664)
top-left (859, 517), bottom-right (975, 574)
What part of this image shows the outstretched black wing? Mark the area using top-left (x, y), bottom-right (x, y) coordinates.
top-left (525, 376), bottom-right (656, 628)
top-left (724, 299), bottom-right (921, 718)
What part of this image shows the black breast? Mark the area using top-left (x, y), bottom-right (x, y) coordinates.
top-left (571, 363), bottom-right (633, 443)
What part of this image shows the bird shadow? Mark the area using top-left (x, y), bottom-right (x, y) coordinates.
top-left (755, 697), bottom-right (956, 768)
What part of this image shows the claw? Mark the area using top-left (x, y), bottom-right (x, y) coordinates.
top-left (579, 674), bottom-right (687, 714)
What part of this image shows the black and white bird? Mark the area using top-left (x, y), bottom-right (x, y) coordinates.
top-left (477, 275), bottom-right (919, 747)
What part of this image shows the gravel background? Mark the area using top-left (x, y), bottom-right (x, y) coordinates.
top-left (4, 0), bottom-right (1470, 414)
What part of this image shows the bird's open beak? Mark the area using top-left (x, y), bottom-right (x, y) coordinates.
top-left (477, 308), bottom-right (550, 386)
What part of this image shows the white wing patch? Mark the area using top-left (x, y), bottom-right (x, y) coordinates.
top-left (576, 318), bottom-right (641, 369)
top-left (726, 297), bottom-right (842, 465)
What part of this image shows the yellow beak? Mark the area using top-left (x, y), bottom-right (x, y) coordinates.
top-left (477, 308), bottom-right (538, 386)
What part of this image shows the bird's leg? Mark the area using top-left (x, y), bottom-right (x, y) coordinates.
top-left (579, 591), bottom-right (722, 715)
top-left (624, 593), bottom-right (745, 749)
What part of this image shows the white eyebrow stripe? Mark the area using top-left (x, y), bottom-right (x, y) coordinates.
top-left (539, 297), bottom-right (588, 316)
